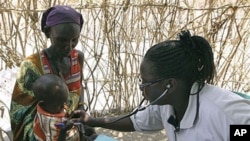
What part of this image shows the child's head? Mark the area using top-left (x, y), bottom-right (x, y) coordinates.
top-left (32, 74), bottom-right (69, 114)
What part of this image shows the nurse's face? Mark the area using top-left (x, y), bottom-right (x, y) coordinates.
top-left (139, 59), bottom-right (168, 105)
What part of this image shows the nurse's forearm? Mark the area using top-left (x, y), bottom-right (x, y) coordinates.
top-left (87, 116), bottom-right (135, 132)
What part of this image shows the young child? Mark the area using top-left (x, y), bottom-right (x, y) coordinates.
top-left (32, 74), bottom-right (80, 141)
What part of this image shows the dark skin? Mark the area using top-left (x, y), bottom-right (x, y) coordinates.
top-left (43, 23), bottom-right (85, 140)
top-left (72, 110), bottom-right (135, 132)
top-left (34, 74), bottom-right (69, 114)
top-left (71, 58), bottom-right (191, 131)
top-left (57, 120), bottom-right (74, 141)
top-left (33, 74), bottom-right (75, 141)
top-left (140, 60), bottom-right (190, 124)
top-left (45, 23), bottom-right (84, 79)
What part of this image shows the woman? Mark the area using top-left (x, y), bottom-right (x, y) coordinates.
top-left (72, 31), bottom-right (250, 140)
top-left (10, 5), bottom-right (86, 141)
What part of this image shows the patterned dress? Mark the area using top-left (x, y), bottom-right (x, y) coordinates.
top-left (33, 104), bottom-right (80, 141)
top-left (10, 49), bottom-right (82, 141)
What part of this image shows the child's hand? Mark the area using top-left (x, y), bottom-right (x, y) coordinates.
top-left (56, 118), bottom-right (74, 131)
top-left (63, 119), bottom-right (74, 131)
top-left (57, 119), bottom-right (74, 141)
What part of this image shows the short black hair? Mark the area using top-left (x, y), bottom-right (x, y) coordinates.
top-left (32, 74), bottom-right (68, 102)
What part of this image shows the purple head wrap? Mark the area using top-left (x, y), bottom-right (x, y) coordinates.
top-left (41, 5), bottom-right (84, 32)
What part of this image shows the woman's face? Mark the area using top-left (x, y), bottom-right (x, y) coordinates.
top-left (139, 59), bottom-right (168, 105)
top-left (48, 23), bottom-right (81, 57)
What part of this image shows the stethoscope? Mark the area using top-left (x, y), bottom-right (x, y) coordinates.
top-left (105, 81), bottom-right (203, 125)
top-left (105, 85), bottom-right (171, 124)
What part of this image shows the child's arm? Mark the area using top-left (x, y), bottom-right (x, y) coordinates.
top-left (57, 129), bottom-right (68, 141)
top-left (57, 120), bottom-right (74, 141)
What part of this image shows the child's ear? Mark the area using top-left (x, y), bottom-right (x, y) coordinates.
top-left (43, 26), bottom-right (50, 38)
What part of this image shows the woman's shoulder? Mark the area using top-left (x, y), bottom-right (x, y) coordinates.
top-left (75, 49), bottom-right (84, 58)
top-left (73, 49), bottom-right (84, 65)
top-left (26, 52), bottom-right (40, 58)
top-left (20, 52), bottom-right (41, 65)
top-left (19, 51), bottom-right (44, 74)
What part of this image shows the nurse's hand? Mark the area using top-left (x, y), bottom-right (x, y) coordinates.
top-left (70, 109), bottom-right (91, 124)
